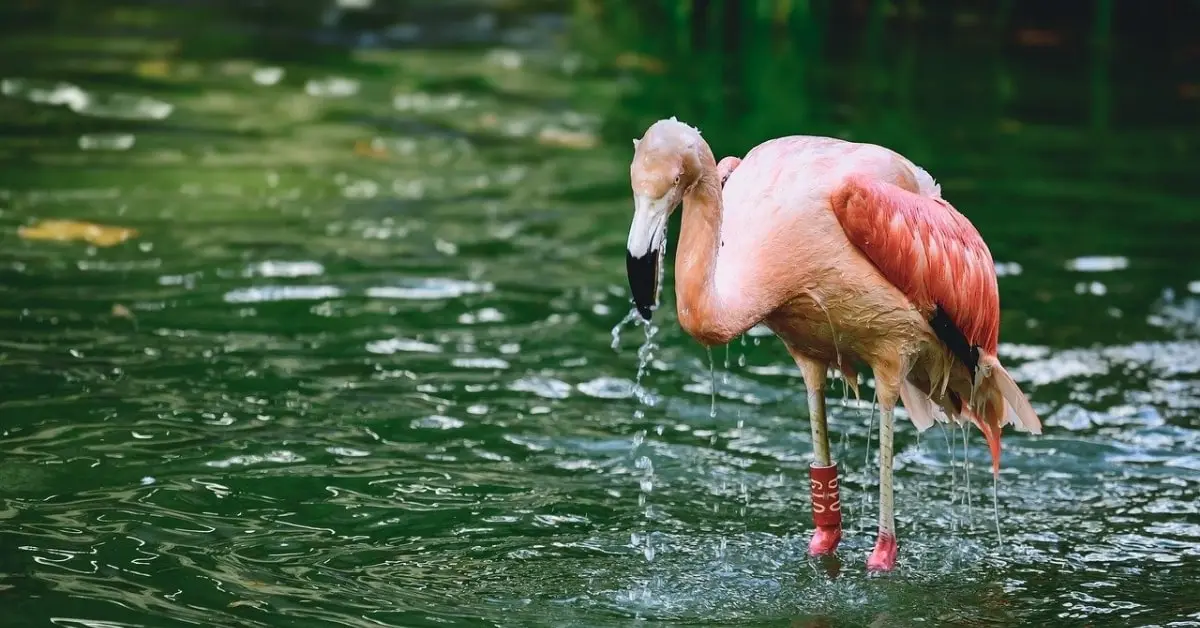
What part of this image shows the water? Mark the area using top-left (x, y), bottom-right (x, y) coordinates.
top-left (2, 1), bottom-right (1199, 626)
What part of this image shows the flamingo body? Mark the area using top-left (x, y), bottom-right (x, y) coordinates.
top-left (624, 120), bottom-right (1042, 573)
top-left (712, 136), bottom-right (1041, 467)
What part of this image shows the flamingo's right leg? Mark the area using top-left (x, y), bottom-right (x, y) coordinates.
top-left (795, 355), bottom-right (842, 556)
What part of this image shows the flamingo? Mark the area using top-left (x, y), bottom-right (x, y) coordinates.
top-left (624, 118), bottom-right (1043, 572)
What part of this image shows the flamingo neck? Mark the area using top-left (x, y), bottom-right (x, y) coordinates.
top-left (674, 143), bottom-right (728, 345)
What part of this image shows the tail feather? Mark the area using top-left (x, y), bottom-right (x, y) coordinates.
top-left (1002, 400), bottom-right (1026, 432)
top-left (899, 353), bottom-right (1040, 477)
top-left (966, 409), bottom-right (1003, 477)
top-left (899, 380), bottom-right (939, 431)
top-left (967, 354), bottom-right (1042, 477)
top-left (979, 354), bottom-right (1042, 435)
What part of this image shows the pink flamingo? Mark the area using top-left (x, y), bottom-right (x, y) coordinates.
top-left (625, 118), bottom-right (1043, 572)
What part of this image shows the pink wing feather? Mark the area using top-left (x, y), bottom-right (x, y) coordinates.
top-left (830, 173), bottom-right (1000, 355)
top-left (830, 172), bottom-right (1042, 475)
top-left (716, 156), bottom-right (741, 187)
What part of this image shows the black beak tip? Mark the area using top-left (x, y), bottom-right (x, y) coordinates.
top-left (626, 249), bottom-right (659, 322)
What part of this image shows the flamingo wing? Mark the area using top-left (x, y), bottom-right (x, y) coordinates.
top-left (829, 173), bottom-right (1000, 368)
top-left (716, 156), bottom-right (741, 187)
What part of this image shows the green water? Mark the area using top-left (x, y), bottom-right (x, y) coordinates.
top-left (1, 1), bottom-right (1198, 626)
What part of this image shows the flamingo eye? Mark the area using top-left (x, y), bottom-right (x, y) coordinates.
top-left (673, 175), bottom-right (680, 186)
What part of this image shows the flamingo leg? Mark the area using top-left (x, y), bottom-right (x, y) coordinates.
top-left (795, 356), bottom-right (841, 556)
top-left (867, 395), bottom-right (899, 572)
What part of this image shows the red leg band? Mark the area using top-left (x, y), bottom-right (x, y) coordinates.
top-left (809, 463), bottom-right (842, 529)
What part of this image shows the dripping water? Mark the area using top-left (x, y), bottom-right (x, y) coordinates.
top-left (722, 343), bottom-right (730, 385)
top-left (707, 346), bottom-right (717, 418)
top-left (633, 452), bottom-right (656, 561)
top-left (940, 423), bottom-right (959, 518)
top-left (610, 308), bottom-right (661, 407)
top-left (628, 428), bottom-right (657, 564)
top-left (831, 366), bottom-right (851, 401)
top-left (858, 391), bottom-right (878, 535)
top-left (633, 320), bottom-right (659, 406)
top-left (992, 472), bottom-right (1003, 547)
top-left (961, 423), bottom-right (973, 527)
top-left (609, 270), bottom-right (666, 566)
top-left (913, 428), bottom-right (923, 505)
top-left (610, 307), bottom-right (639, 351)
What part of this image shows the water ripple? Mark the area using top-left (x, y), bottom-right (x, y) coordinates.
top-left (1, 1), bottom-right (1197, 626)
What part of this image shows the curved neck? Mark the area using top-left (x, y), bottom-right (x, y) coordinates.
top-left (674, 142), bottom-right (727, 343)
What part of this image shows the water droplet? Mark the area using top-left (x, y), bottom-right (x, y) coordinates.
top-left (79, 133), bottom-right (134, 151)
top-left (305, 76), bottom-right (359, 98)
top-left (1065, 255), bottom-right (1128, 272)
top-left (252, 66), bottom-right (284, 86)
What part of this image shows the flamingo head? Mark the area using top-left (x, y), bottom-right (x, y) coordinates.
top-left (626, 117), bottom-right (703, 320)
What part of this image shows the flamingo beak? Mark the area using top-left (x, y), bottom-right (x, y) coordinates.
top-left (626, 194), bottom-right (670, 321)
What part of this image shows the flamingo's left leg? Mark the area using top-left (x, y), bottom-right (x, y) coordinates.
top-left (868, 365), bottom-right (903, 572)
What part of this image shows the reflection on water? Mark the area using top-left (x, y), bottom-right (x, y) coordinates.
top-left (1, 0), bottom-right (1198, 626)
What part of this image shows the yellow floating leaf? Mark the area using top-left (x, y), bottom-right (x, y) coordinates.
top-left (478, 113), bottom-right (500, 129)
top-left (19, 220), bottom-right (137, 247)
top-left (135, 59), bottom-right (171, 78)
top-left (354, 139), bottom-right (389, 160)
top-left (614, 52), bottom-right (665, 74)
top-left (537, 127), bottom-right (598, 150)
top-left (1016, 28), bottom-right (1062, 47)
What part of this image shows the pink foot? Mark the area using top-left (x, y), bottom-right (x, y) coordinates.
top-left (808, 463), bottom-right (843, 556)
top-left (866, 531), bottom-right (898, 572)
top-left (808, 524), bottom-right (842, 556)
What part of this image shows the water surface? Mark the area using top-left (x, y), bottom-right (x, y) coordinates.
top-left (1, 1), bottom-right (1198, 626)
